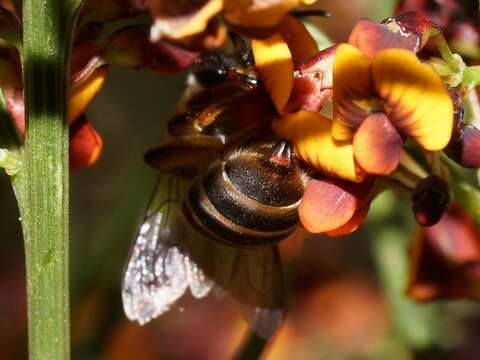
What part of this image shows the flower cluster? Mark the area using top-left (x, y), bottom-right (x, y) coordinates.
top-left (145, 1), bottom-right (480, 302)
top-left (4, 0), bottom-right (480, 305)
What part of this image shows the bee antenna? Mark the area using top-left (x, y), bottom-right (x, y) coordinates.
top-left (269, 140), bottom-right (292, 167)
top-left (291, 9), bottom-right (331, 18)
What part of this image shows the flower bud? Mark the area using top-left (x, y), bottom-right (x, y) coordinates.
top-left (444, 122), bottom-right (480, 168)
top-left (411, 175), bottom-right (449, 226)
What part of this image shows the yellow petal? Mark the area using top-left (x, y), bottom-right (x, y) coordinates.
top-left (69, 67), bottom-right (108, 123)
top-left (224, 0), bottom-right (300, 28)
top-left (332, 43), bottom-right (373, 141)
top-left (279, 15), bottom-right (318, 67)
top-left (252, 34), bottom-right (294, 113)
top-left (150, 0), bottom-right (224, 41)
top-left (272, 111), bottom-right (364, 182)
top-left (372, 49), bottom-right (454, 151)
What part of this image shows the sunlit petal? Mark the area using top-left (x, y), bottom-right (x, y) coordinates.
top-left (278, 15), bottom-right (318, 67)
top-left (372, 48), bottom-right (453, 151)
top-left (353, 113), bottom-right (403, 175)
top-left (150, 0), bottom-right (223, 41)
top-left (332, 44), bottom-right (373, 141)
top-left (224, 0), bottom-right (306, 29)
top-left (272, 111), bottom-right (364, 182)
top-left (69, 67), bottom-right (109, 123)
top-left (252, 34), bottom-right (294, 113)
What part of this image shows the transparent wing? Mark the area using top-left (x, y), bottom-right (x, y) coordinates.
top-left (122, 176), bottom-right (213, 325)
top-left (180, 230), bottom-right (285, 339)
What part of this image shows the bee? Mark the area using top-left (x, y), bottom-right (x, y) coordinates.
top-left (122, 43), bottom-right (307, 338)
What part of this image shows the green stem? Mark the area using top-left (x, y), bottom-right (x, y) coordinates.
top-left (19, 0), bottom-right (81, 358)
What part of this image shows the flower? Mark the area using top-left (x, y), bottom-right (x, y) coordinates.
top-left (331, 42), bottom-right (453, 175)
top-left (408, 204), bottom-right (480, 301)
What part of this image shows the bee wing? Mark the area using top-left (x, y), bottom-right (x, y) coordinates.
top-left (181, 232), bottom-right (285, 339)
top-left (122, 176), bottom-right (213, 325)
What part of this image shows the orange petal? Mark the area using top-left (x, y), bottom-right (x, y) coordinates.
top-left (272, 111), bottom-right (364, 182)
top-left (70, 117), bottom-right (103, 172)
top-left (332, 44), bottom-right (373, 141)
top-left (69, 67), bottom-right (108, 123)
top-left (372, 48), bottom-right (454, 151)
top-left (149, 0), bottom-right (223, 41)
top-left (278, 15), bottom-right (318, 67)
top-left (325, 205), bottom-right (369, 237)
top-left (299, 178), bottom-right (358, 234)
top-left (353, 112), bottom-right (403, 175)
top-left (224, 0), bottom-right (302, 29)
top-left (252, 33), bottom-right (293, 113)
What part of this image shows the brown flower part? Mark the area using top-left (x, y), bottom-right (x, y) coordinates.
top-left (408, 204), bottom-right (480, 301)
top-left (104, 25), bottom-right (198, 73)
top-left (0, 4), bottom-right (20, 47)
top-left (284, 45), bottom-right (335, 113)
top-left (80, 0), bottom-right (148, 24)
top-left (0, 47), bottom-right (24, 134)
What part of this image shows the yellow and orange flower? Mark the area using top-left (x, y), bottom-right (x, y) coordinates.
top-left (331, 43), bottom-right (453, 176)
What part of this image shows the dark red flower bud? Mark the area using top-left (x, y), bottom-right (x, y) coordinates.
top-left (70, 116), bottom-right (103, 172)
top-left (445, 122), bottom-right (480, 168)
top-left (412, 175), bottom-right (449, 226)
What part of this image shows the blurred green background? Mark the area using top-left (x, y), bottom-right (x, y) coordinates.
top-left (3, 0), bottom-right (480, 359)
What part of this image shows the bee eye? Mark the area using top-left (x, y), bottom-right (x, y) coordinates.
top-left (192, 53), bottom-right (230, 88)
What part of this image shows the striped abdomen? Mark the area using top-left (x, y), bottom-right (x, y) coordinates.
top-left (183, 143), bottom-right (306, 247)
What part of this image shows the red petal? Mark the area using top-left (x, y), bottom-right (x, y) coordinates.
top-left (349, 19), bottom-right (420, 57)
top-left (353, 113), bottom-right (403, 175)
top-left (70, 117), bottom-right (103, 172)
top-left (284, 45), bottom-right (335, 113)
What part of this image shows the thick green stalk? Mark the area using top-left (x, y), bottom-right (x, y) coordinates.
top-left (20, 0), bottom-right (81, 358)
